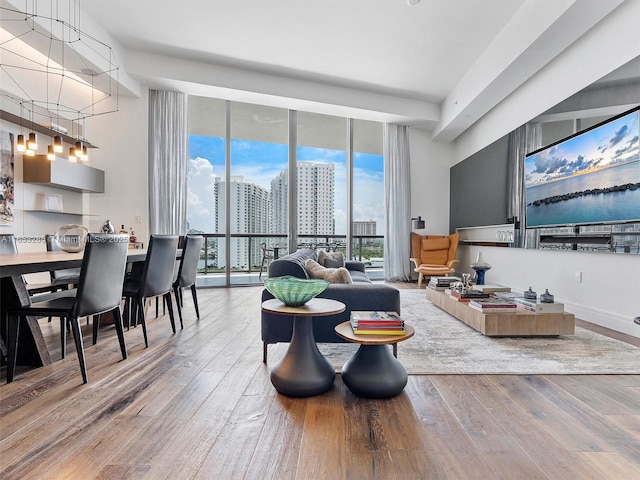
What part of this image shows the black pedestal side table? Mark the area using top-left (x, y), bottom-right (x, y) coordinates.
top-left (334, 321), bottom-right (415, 399)
top-left (262, 298), bottom-right (345, 397)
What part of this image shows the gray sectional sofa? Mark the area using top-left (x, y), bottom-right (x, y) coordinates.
top-left (260, 249), bottom-right (401, 362)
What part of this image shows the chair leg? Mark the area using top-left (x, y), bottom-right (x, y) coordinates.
top-left (190, 284), bottom-right (200, 320)
top-left (263, 342), bottom-right (267, 363)
top-left (137, 297), bottom-right (149, 348)
top-left (92, 314), bottom-right (100, 345)
top-left (69, 316), bottom-right (88, 384)
top-left (173, 287), bottom-right (183, 329)
top-left (418, 272), bottom-right (424, 289)
top-left (112, 307), bottom-right (127, 360)
top-left (123, 297), bottom-right (131, 330)
top-left (6, 313), bottom-right (20, 383)
top-left (165, 292), bottom-right (178, 332)
top-left (60, 316), bottom-right (67, 359)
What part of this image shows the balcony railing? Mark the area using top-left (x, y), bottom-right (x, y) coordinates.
top-left (194, 233), bottom-right (384, 284)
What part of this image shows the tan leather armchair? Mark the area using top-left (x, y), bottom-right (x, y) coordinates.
top-left (410, 232), bottom-right (460, 288)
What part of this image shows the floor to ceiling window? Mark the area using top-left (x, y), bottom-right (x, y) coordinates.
top-left (187, 96), bottom-right (384, 286)
top-left (353, 119), bottom-right (384, 266)
top-left (296, 111), bottom-right (347, 250)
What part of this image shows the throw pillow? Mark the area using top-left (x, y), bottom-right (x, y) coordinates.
top-left (317, 250), bottom-right (345, 268)
top-left (305, 259), bottom-right (353, 284)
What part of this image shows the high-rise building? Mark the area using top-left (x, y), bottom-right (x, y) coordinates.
top-left (215, 176), bottom-right (270, 268)
top-left (271, 161), bottom-right (335, 238)
top-left (353, 220), bottom-right (376, 236)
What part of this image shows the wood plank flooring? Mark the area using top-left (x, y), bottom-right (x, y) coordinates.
top-left (1, 284), bottom-right (639, 480)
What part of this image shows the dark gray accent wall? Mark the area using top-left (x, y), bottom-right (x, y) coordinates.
top-left (449, 135), bottom-right (509, 232)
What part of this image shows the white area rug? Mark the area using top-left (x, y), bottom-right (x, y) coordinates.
top-left (270, 289), bottom-right (640, 374)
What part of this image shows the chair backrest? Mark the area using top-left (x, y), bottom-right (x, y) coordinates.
top-left (45, 234), bottom-right (82, 281)
top-left (0, 233), bottom-right (18, 254)
top-left (73, 233), bottom-right (129, 318)
top-left (140, 235), bottom-right (179, 298)
top-left (411, 232), bottom-right (460, 266)
top-left (175, 235), bottom-right (203, 288)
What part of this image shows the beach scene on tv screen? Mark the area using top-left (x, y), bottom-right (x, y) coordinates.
top-left (525, 110), bottom-right (640, 228)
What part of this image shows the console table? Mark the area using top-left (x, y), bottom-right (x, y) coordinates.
top-left (426, 288), bottom-right (575, 336)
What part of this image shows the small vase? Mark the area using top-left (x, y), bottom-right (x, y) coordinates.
top-left (540, 289), bottom-right (554, 303)
top-left (471, 251), bottom-right (491, 268)
top-left (101, 219), bottom-right (115, 234)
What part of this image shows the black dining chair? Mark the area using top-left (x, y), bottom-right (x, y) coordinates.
top-left (5, 233), bottom-right (130, 384)
top-left (172, 235), bottom-right (203, 327)
top-left (0, 233), bottom-right (18, 254)
top-left (122, 234), bottom-right (178, 348)
top-left (45, 234), bottom-right (81, 288)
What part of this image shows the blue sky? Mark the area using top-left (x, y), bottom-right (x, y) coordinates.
top-left (187, 135), bottom-right (384, 234)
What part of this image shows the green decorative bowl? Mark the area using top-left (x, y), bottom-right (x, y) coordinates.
top-left (264, 276), bottom-right (329, 307)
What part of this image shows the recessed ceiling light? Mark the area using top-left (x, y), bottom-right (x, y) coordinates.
top-left (407, 0), bottom-right (421, 6)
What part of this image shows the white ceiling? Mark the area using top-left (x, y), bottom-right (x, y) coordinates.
top-left (82, 0), bottom-right (526, 104)
top-left (3, 0), bottom-right (639, 141)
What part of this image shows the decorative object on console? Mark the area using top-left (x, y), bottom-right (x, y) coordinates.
top-left (54, 224), bottom-right (88, 253)
top-left (523, 287), bottom-right (537, 300)
top-left (540, 289), bottom-right (555, 303)
top-left (264, 276), bottom-right (330, 307)
top-left (470, 251), bottom-right (491, 285)
top-left (100, 219), bottom-right (115, 234)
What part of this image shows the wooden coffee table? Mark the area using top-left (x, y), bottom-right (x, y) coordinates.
top-left (262, 298), bottom-right (345, 397)
top-left (334, 321), bottom-right (415, 398)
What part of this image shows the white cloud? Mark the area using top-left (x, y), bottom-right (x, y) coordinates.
top-left (187, 157), bottom-right (218, 232)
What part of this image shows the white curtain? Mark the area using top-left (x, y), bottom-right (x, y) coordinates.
top-left (507, 122), bottom-right (541, 248)
top-left (384, 123), bottom-right (412, 282)
top-left (148, 90), bottom-right (188, 235)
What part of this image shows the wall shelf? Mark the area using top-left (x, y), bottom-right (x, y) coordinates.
top-left (457, 223), bottom-right (515, 245)
top-left (22, 209), bottom-right (98, 217)
top-left (23, 155), bottom-right (105, 193)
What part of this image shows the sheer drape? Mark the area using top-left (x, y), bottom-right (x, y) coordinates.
top-left (148, 90), bottom-right (188, 235)
top-left (507, 122), bottom-right (541, 248)
top-left (384, 123), bottom-right (412, 282)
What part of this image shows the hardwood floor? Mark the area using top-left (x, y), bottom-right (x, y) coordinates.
top-left (1, 284), bottom-right (639, 480)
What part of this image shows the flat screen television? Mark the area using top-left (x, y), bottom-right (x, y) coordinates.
top-left (524, 106), bottom-right (640, 229)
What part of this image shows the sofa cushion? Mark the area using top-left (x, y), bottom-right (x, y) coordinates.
top-left (305, 259), bottom-right (353, 284)
top-left (318, 250), bottom-right (345, 268)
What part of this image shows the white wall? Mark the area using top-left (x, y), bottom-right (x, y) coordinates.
top-left (458, 245), bottom-right (640, 338)
top-left (442, 1), bottom-right (640, 338)
top-left (86, 91), bottom-right (150, 243)
top-left (409, 128), bottom-right (454, 236)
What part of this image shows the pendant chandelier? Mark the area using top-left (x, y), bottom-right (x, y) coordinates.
top-left (0, 0), bottom-right (119, 162)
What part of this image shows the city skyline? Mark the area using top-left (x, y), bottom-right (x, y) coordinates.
top-left (187, 135), bottom-right (384, 235)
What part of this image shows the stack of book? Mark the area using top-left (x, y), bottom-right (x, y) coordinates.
top-left (513, 298), bottom-right (565, 313)
top-left (471, 284), bottom-right (511, 293)
top-left (427, 276), bottom-right (461, 290)
top-left (469, 297), bottom-right (518, 313)
top-left (445, 289), bottom-right (491, 302)
top-left (350, 311), bottom-right (405, 335)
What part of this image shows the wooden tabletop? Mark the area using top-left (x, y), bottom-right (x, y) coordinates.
top-left (334, 321), bottom-right (415, 345)
top-left (261, 298), bottom-right (346, 317)
top-left (0, 249), bottom-right (148, 277)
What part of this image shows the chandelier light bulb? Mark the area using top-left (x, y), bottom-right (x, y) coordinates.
top-left (25, 148), bottom-right (35, 156)
top-left (81, 145), bottom-right (89, 162)
top-left (16, 134), bottom-right (26, 152)
top-left (69, 147), bottom-right (77, 162)
top-left (47, 145), bottom-right (56, 161)
top-left (53, 136), bottom-right (63, 153)
top-left (27, 132), bottom-right (38, 150)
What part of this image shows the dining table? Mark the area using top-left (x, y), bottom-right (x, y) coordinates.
top-left (0, 249), bottom-right (149, 369)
